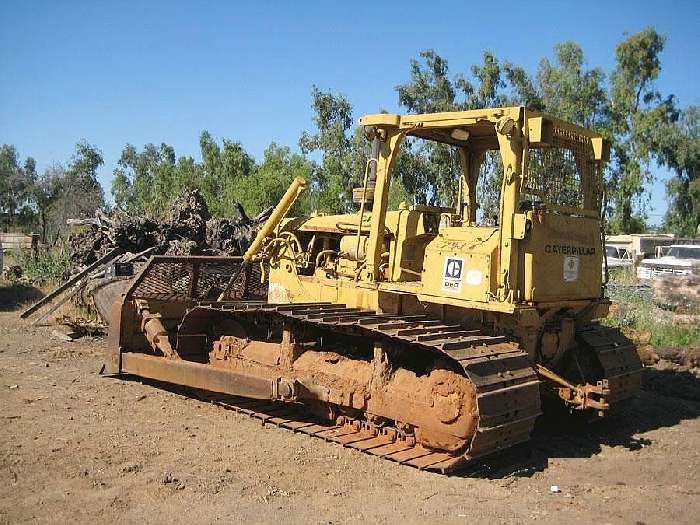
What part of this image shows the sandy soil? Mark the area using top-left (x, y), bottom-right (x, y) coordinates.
top-left (1, 285), bottom-right (699, 524)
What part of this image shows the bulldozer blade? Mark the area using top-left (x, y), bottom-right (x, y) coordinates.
top-left (119, 352), bottom-right (296, 401)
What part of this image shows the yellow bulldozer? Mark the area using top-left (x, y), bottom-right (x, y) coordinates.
top-left (107, 106), bottom-right (641, 473)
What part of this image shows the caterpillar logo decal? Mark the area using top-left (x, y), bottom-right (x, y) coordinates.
top-left (442, 257), bottom-right (464, 293)
top-left (545, 244), bottom-right (595, 256)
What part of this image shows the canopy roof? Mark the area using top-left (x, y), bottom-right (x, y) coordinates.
top-left (359, 107), bottom-right (609, 161)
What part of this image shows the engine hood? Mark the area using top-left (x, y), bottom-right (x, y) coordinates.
top-left (640, 256), bottom-right (699, 268)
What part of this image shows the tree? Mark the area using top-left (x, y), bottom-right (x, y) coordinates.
top-left (199, 131), bottom-right (255, 216)
top-left (608, 28), bottom-right (678, 232)
top-left (32, 165), bottom-right (66, 243)
top-left (394, 33), bottom-right (682, 232)
top-left (47, 141), bottom-right (106, 239)
top-left (230, 143), bottom-right (314, 216)
top-left (397, 50), bottom-right (457, 114)
top-left (395, 50), bottom-right (460, 206)
top-left (460, 52), bottom-right (512, 218)
top-left (111, 134), bottom-right (315, 220)
top-left (396, 50), bottom-right (511, 211)
top-left (504, 42), bottom-right (611, 215)
top-left (112, 142), bottom-right (182, 214)
top-left (0, 145), bottom-right (36, 229)
top-left (299, 86), bottom-right (360, 213)
top-left (535, 42), bottom-right (608, 129)
top-left (112, 143), bottom-right (154, 212)
top-left (67, 140), bottom-right (105, 211)
top-left (658, 106), bottom-right (700, 236)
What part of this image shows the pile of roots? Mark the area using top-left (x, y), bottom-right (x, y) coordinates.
top-left (68, 190), bottom-right (272, 270)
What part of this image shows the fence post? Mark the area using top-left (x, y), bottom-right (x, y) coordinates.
top-left (31, 233), bottom-right (39, 262)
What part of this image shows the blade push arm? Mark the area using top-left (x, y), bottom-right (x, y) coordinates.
top-left (243, 176), bottom-right (307, 262)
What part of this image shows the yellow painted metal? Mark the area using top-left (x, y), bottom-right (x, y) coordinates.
top-left (364, 132), bottom-right (406, 281)
top-left (266, 106), bottom-right (610, 356)
top-left (361, 107), bottom-right (607, 148)
top-left (244, 176), bottom-right (307, 262)
top-left (495, 109), bottom-right (525, 301)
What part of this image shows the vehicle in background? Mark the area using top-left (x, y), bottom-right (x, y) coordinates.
top-left (605, 245), bottom-right (633, 271)
top-left (637, 245), bottom-right (700, 280)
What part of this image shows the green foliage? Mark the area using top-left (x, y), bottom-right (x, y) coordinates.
top-left (32, 165), bottom-right (66, 243)
top-left (605, 285), bottom-right (700, 348)
top-left (1, 141), bottom-right (105, 244)
top-left (658, 106), bottom-right (700, 236)
top-left (396, 50), bottom-right (458, 206)
top-left (47, 141), bottom-right (106, 240)
top-left (112, 142), bottom-right (203, 215)
top-left (227, 143), bottom-right (314, 216)
top-left (536, 42), bottom-right (608, 128)
top-left (392, 32), bottom-right (691, 233)
top-left (299, 86), bottom-right (362, 213)
top-left (8, 245), bottom-right (71, 283)
top-left (650, 323), bottom-right (700, 348)
top-left (0, 144), bottom-right (37, 229)
top-left (387, 176), bottom-right (411, 211)
top-left (397, 50), bottom-right (457, 113)
top-left (199, 132), bottom-right (255, 216)
top-left (395, 50), bottom-right (511, 209)
top-left (607, 28), bottom-right (678, 233)
top-left (112, 134), bottom-right (315, 219)
top-left (4, 28), bottom-right (695, 239)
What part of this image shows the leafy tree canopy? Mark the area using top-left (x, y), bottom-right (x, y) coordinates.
top-left (4, 27), bottom-right (697, 240)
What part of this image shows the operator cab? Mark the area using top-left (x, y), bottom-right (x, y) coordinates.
top-left (356, 108), bottom-right (609, 304)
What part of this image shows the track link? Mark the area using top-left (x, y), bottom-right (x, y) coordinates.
top-left (576, 324), bottom-right (643, 413)
top-left (187, 391), bottom-right (464, 473)
top-left (180, 301), bottom-right (543, 472)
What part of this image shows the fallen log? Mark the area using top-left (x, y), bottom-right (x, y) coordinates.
top-left (20, 247), bottom-right (122, 319)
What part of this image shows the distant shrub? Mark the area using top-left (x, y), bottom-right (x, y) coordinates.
top-left (8, 244), bottom-right (70, 284)
top-left (605, 282), bottom-right (700, 348)
top-left (607, 266), bottom-right (636, 285)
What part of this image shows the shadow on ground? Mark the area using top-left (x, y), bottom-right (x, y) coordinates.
top-left (108, 366), bottom-right (699, 479)
top-left (0, 282), bottom-right (44, 311)
top-left (464, 367), bottom-right (700, 479)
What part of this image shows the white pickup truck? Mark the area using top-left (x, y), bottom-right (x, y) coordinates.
top-left (637, 244), bottom-right (700, 280)
top-left (605, 245), bottom-right (634, 271)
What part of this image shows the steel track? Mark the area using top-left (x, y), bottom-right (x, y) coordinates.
top-left (179, 301), bottom-right (544, 472)
top-left (576, 324), bottom-right (643, 410)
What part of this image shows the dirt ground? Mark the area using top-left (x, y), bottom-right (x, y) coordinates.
top-left (1, 284), bottom-right (699, 524)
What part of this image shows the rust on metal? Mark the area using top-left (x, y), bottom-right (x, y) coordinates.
top-left (121, 352), bottom-right (298, 401)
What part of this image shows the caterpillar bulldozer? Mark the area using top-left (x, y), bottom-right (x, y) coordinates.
top-left (107, 106), bottom-right (642, 473)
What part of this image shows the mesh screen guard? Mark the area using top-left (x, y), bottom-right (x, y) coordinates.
top-left (128, 256), bottom-right (268, 303)
top-left (524, 127), bottom-right (603, 212)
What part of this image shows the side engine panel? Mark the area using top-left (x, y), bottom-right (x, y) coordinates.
top-left (519, 211), bottom-right (602, 302)
top-left (420, 226), bottom-right (499, 303)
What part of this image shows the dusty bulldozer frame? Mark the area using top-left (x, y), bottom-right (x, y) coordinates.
top-left (108, 106), bottom-right (642, 473)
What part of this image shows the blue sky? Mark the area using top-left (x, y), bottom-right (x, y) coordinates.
top-left (1, 0), bottom-right (698, 224)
